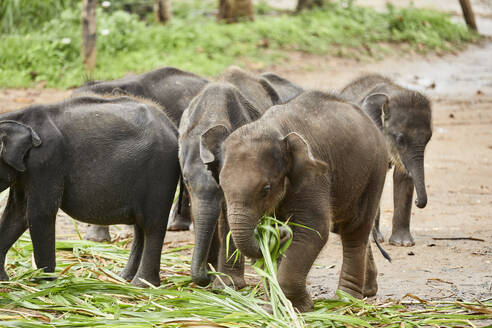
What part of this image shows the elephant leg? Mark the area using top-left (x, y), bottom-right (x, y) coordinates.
top-left (338, 231), bottom-right (369, 299)
top-left (338, 185), bottom-right (381, 299)
top-left (120, 224), bottom-right (144, 281)
top-left (389, 168), bottom-right (415, 247)
top-left (0, 189), bottom-right (27, 281)
top-left (372, 207), bottom-right (384, 243)
top-left (84, 225), bottom-right (111, 242)
top-left (131, 224), bottom-right (166, 287)
top-left (167, 191), bottom-right (192, 231)
top-left (27, 192), bottom-right (59, 275)
top-left (363, 243), bottom-right (378, 297)
top-left (277, 217), bottom-right (328, 312)
top-left (214, 210), bottom-right (245, 289)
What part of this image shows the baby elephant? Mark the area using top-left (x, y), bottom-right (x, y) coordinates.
top-left (0, 95), bottom-right (179, 287)
top-left (341, 74), bottom-right (432, 246)
top-left (205, 91), bottom-right (389, 312)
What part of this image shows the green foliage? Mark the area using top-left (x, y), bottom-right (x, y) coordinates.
top-left (0, 0), bottom-right (79, 34)
top-left (252, 215), bottom-right (302, 326)
top-left (0, 219), bottom-right (490, 327)
top-left (385, 4), bottom-right (475, 49)
top-left (0, 1), bottom-right (479, 88)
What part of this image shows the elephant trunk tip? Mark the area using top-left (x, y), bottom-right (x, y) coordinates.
top-left (415, 196), bottom-right (427, 208)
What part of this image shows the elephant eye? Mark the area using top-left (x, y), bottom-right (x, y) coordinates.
top-left (261, 184), bottom-right (271, 197)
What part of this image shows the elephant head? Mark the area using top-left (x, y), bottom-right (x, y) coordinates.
top-left (215, 127), bottom-right (327, 259)
top-left (179, 129), bottom-right (227, 286)
top-left (0, 120), bottom-right (42, 191)
top-left (361, 92), bottom-right (432, 208)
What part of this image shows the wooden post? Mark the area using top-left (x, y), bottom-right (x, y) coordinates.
top-left (82, 0), bottom-right (97, 72)
top-left (459, 0), bottom-right (478, 31)
top-left (154, 0), bottom-right (171, 25)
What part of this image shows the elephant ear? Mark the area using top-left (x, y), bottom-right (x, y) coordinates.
top-left (200, 124), bottom-right (230, 183)
top-left (283, 132), bottom-right (328, 189)
top-left (258, 77), bottom-right (281, 105)
top-left (361, 93), bottom-right (389, 130)
top-left (0, 121), bottom-right (42, 172)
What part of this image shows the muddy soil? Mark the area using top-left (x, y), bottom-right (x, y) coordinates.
top-left (1, 3), bottom-right (491, 304)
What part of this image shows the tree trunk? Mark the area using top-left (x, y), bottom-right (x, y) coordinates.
top-left (82, 0), bottom-right (97, 72)
top-left (154, 0), bottom-right (171, 25)
top-left (459, 0), bottom-right (477, 31)
top-left (296, 0), bottom-right (324, 12)
top-left (218, 0), bottom-right (254, 23)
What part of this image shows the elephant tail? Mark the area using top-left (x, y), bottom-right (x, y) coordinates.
top-left (373, 229), bottom-right (392, 262)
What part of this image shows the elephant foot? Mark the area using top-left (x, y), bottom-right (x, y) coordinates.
top-left (119, 268), bottom-right (136, 282)
top-left (262, 293), bottom-right (314, 313)
top-left (84, 225), bottom-right (111, 242)
top-left (212, 274), bottom-right (246, 290)
top-left (130, 274), bottom-right (161, 287)
top-left (167, 215), bottom-right (191, 231)
top-left (389, 230), bottom-right (415, 247)
top-left (287, 292), bottom-right (314, 313)
top-left (363, 281), bottom-right (378, 297)
top-left (337, 281), bottom-right (364, 299)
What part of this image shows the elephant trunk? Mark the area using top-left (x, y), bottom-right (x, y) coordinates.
top-left (228, 208), bottom-right (262, 259)
top-left (405, 150), bottom-right (427, 209)
top-left (190, 201), bottom-right (221, 286)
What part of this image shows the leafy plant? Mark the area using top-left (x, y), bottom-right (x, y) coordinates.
top-left (0, 0), bottom-right (78, 34)
top-left (0, 213), bottom-right (490, 327)
top-left (0, 1), bottom-right (479, 88)
top-left (252, 215), bottom-right (303, 326)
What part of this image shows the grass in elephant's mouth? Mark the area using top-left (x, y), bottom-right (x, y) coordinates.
top-left (0, 214), bottom-right (490, 327)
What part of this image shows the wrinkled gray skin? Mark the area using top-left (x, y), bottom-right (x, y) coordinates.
top-left (341, 75), bottom-right (432, 246)
top-left (179, 67), bottom-right (303, 288)
top-left (212, 91), bottom-right (389, 312)
top-left (0, 95), bottom-right (179, 287)
top-left (259, 72), bottom-right (304, 103)
top-left (75, 67), bottom-right (209, 241)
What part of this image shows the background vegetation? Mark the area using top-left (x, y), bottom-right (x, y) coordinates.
top-left (0, 0), bottom-right (479, 88)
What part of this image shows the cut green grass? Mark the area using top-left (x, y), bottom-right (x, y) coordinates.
top-left (0, 1), bottom-right (480, 88)
top-left (1, 212), bottom-right (490, 327)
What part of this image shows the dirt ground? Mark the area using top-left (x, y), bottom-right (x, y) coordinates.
top-left (1, 2), bottom-right (491, 305)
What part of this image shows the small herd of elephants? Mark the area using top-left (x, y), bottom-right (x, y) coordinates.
top-left (0, 66), bottom-right (432, 312)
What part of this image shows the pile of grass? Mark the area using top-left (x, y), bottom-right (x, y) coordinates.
top-left (0, 0), bottom-right (480, 88)
top-left (0, 213), bottom-right (490, 327)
